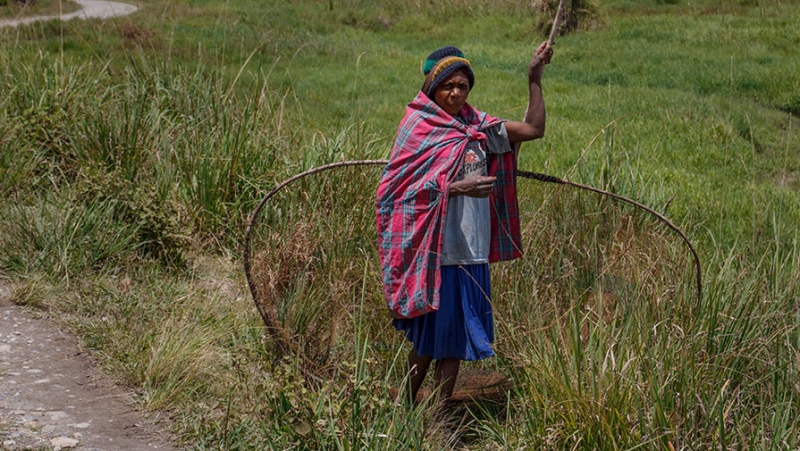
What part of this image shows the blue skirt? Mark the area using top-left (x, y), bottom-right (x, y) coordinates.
top-left (392, 264), bottom-right (494, 361)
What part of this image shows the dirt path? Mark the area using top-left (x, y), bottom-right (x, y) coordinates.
top-left (0, 284), bottom-right (181, 451)
top-left (0, 0), bottom-right (137, 28)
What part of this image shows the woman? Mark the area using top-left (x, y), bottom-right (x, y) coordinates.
top-left (376, 41), bottom-right (553, 408)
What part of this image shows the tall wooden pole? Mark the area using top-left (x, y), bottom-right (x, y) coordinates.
top-left (548, 0), bottom-right (567, 45)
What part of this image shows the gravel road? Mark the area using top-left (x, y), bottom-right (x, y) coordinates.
top-left (0, 284), bottom-right (180, 451)
top-left (0, 0), bottom-right (137, 28)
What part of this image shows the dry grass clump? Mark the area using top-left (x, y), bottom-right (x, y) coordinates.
top-left (533, 0), bottom-right (604, 37)
top-left (248, 165), bottom-right (387, 376)
top-left (252, 221), bottom-right (337, 367)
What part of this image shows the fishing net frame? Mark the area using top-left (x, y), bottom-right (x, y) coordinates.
top-left (242, 160), bottom-right (702, 384)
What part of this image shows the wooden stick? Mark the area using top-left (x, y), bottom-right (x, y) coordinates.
top-left (548, 0), bottom-right (567, 45)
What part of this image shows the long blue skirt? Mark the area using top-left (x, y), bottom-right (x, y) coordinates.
top-left (392, 264), bottom-right (494, 361)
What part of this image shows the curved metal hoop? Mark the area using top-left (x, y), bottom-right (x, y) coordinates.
top-left (243, 160), bottom-right (703, 380)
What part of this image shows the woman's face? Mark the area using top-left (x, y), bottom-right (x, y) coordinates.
top-left (433, 70), bottom-right (470, 117)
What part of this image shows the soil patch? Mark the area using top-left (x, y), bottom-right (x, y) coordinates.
top-left (0, 284), bottom-right (181, 451)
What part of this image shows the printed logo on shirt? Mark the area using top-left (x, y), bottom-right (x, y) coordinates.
top-left (457, 148), bottom-right (487, 179)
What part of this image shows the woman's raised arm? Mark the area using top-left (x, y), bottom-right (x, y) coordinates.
top-left (505, 41), bottom-right (553, 144)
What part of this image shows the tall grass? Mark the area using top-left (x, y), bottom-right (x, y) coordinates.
top-left (0, 49), bottom-right (336, 268)
top-left (479, 187), bottom-right (800, 450)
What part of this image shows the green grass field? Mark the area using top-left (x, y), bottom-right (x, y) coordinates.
top-left (0, 0), bottom-right (80, 19)
top-left (1, 0), bottom-right (799, 449)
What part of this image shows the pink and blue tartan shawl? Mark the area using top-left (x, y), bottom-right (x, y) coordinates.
top-left (376, 91), bottom-right (522, 319)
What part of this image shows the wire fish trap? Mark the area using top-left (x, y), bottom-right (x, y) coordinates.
top-left (243, 160), bottom-right (702, 384)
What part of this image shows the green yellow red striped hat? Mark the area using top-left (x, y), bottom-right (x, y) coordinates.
top-left (421, 46), bottom-right (475, 97)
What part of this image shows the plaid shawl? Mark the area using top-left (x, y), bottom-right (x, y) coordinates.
top-left (376, 91), bottom-right (522, 319)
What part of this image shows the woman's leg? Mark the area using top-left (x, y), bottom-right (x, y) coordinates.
top-left (407, 348), bottom-right (433, 404)
top-left (433, 358), bottom-right (461, 406)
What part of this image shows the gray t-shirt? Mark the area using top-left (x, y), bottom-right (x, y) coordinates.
top-left (441, 122), bottom-right (513, 266)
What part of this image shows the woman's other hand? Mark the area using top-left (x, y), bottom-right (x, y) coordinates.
top-left (449, 176), bottom-right (496, 198)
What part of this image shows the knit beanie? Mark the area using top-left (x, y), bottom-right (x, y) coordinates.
top-left (421, 46), bottom-right (475, 97)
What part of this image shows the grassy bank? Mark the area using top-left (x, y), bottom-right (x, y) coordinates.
top-left (1, 0), bottom-right (799, 449)
top-left (0, 0), bottom-right (81, 20)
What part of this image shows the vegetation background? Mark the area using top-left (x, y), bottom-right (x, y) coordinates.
top-left (1, 0), bottom-right (799, 449)
top-left (0, 0), bottom-right (79, 19)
